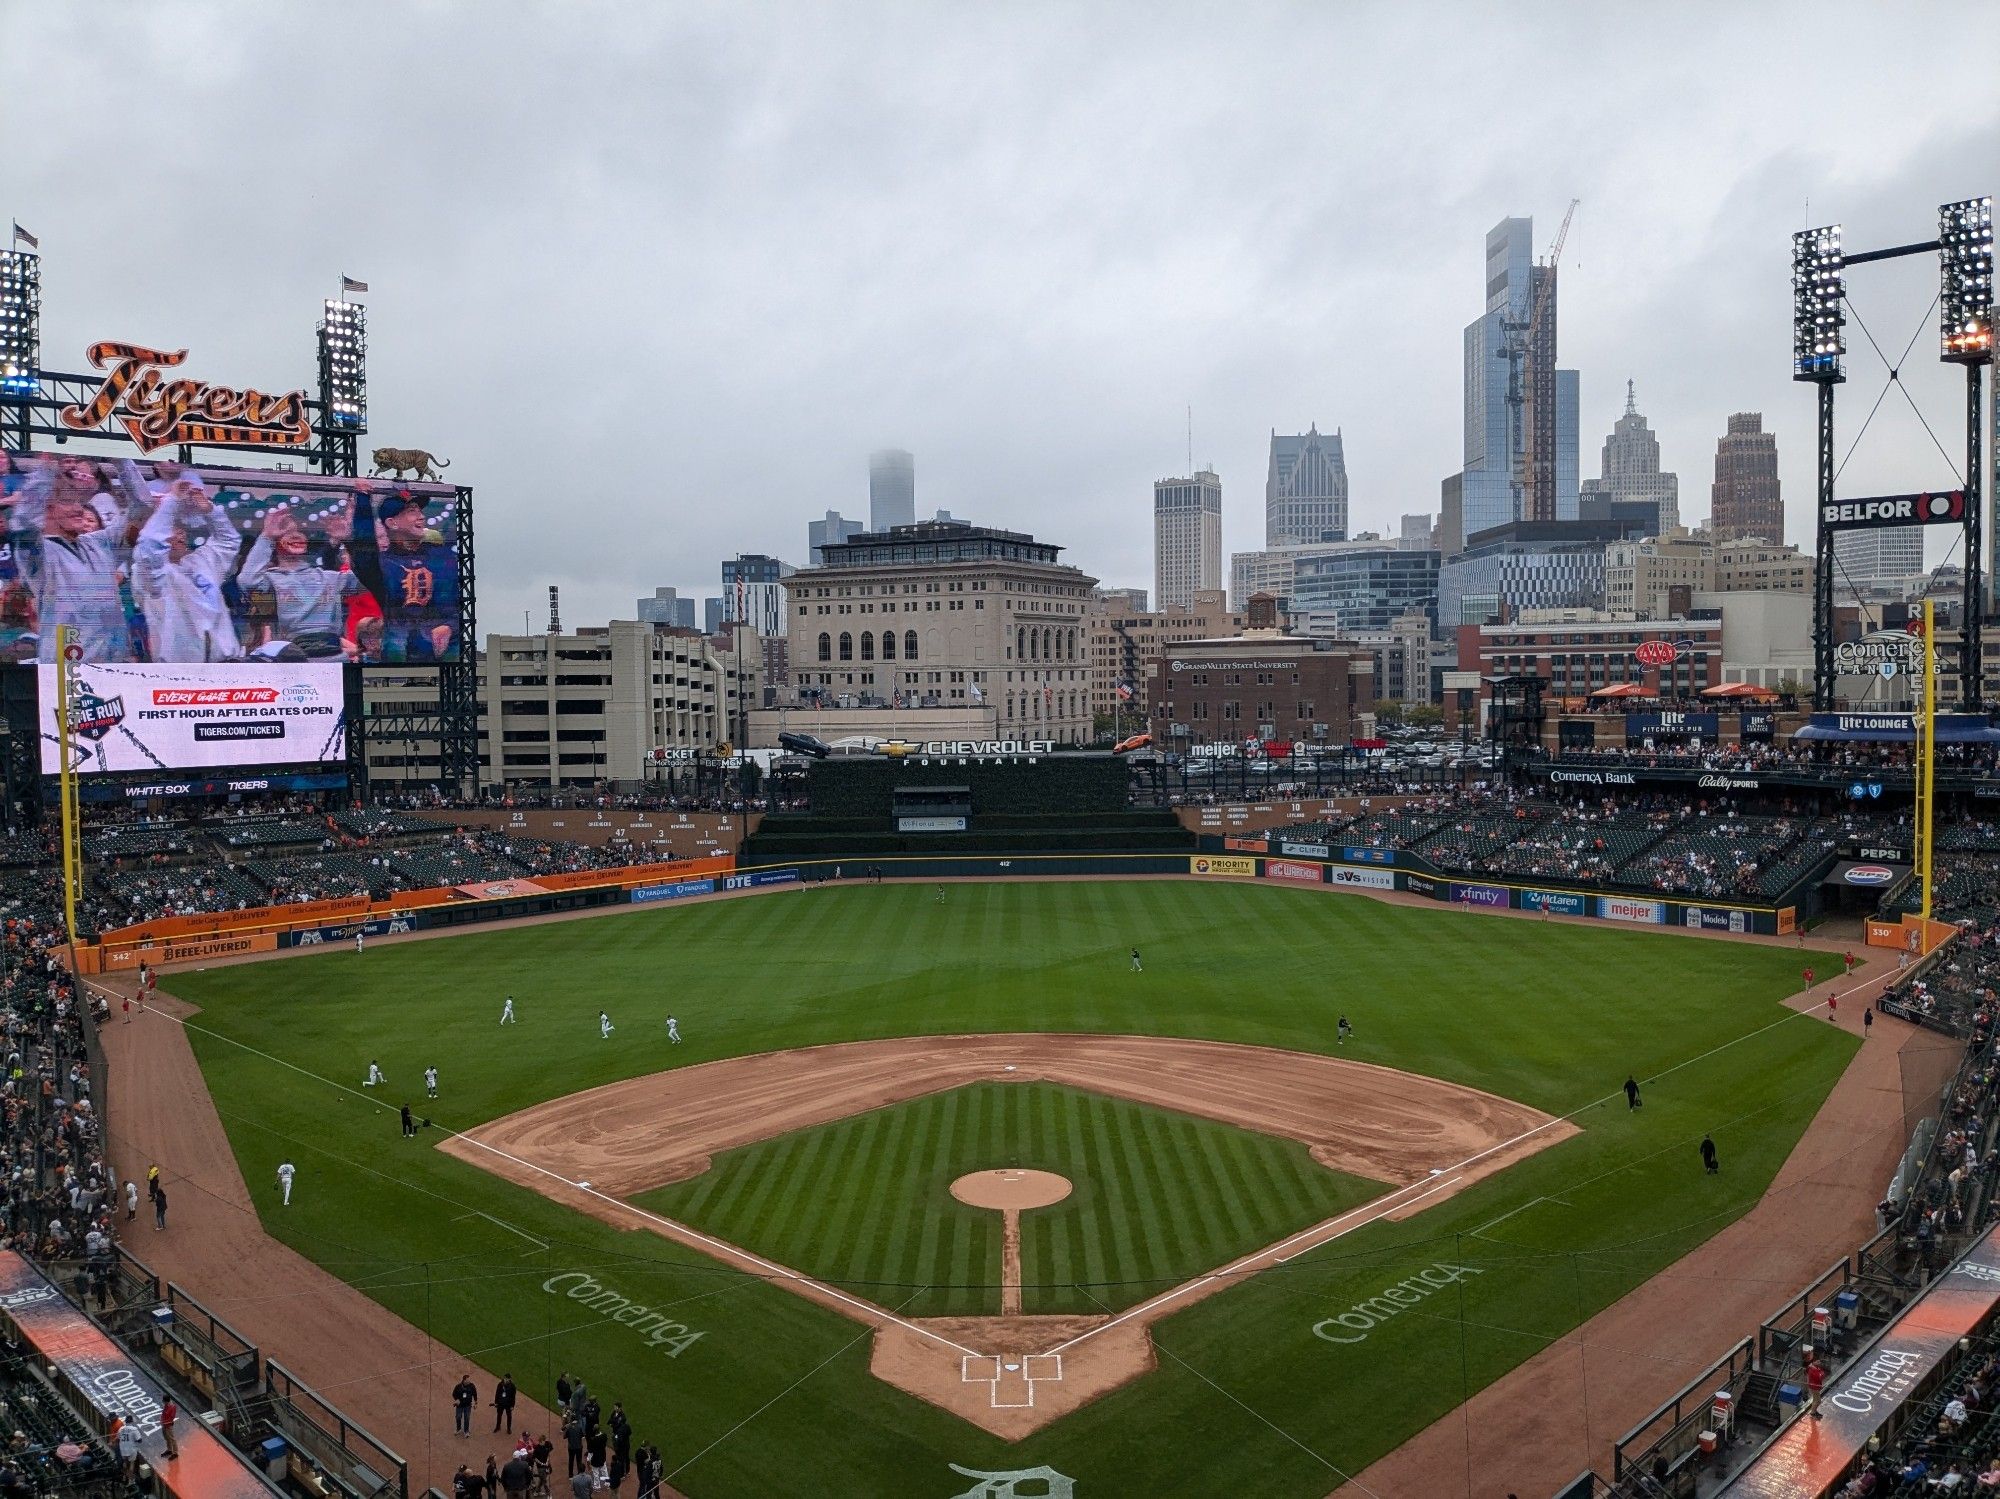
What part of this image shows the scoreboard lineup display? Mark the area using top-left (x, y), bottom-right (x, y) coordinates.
top-left (806, 753), bottom-right (1129, 820)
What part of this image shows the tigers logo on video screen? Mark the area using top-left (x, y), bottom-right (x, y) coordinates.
top-left (62, 681), bottom-right (125, 742)
top-left (59, 341), bottom-right (311, 452)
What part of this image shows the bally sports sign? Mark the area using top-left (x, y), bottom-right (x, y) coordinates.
top-left (1822, 489), bottom-right (1965, 530)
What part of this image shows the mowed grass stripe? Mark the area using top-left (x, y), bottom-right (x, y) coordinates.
top-left (638, 1081), bottom-right (1382, 1316)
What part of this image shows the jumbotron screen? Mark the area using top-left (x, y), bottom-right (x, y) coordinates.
top-left (38, 662), bottom-right (347, 775)
top-left (0, 451), bottom-right (461, 665)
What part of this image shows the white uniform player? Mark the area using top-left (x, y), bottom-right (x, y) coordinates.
top-left (500, 996), bottom-right (516, 1025)
top-left (599, 1011), bottom-right (614, 1039)
top-left (355, 929), bottom-right (365, 955)
top-left (424, 1066), bottom-right (439, 1098)
top-left (666, 1016), bottom-right (681, 1044)
top-left (277, 1161), bottom-right (296, 1206)
top-left (364, 1061), bottom-right (385, 1088)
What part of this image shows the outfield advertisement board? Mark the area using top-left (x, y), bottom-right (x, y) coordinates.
top-left (38, 662), bottom-right (346, 775)
top-left (1190, 856), bottom-right (1257, 877)
top-left (1449, 882), bottom-right (1510, 908)
top-left (1343, 847), bottom-right (1395, 866)
top-left (1520, 889), bottom-right (1587, 917)
top-left (1263, 860), bottom-right (1325, 885)
top-left (631, 878), bottom-right (718, 904)
top-left (1326, 865), bottom-right (1396, 891)
top-left (1404, 874), bottom-right (1439, 898)
top-left (1598, 896), bottom-right (1666, 924)
top-left (1682, 906), bottom-right (1748, 932)
top-left (723, 869), bottom-right (801, 891)
top-left (1277, 841), bottom-right (1330, 859)
top-left (288, 916), bottom-right (416, 948)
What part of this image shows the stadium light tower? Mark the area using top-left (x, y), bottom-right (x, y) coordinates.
top-left (1940, 197), bottom-right (1994, 363)
top-left (318, 297), bottom-right (367, 429)
top-left (1792, 225), bottom-right (1845, 382)
top-left (1794, 225), bottom-right (1844, 708)
top-left (0, 248), bottom-right (41, 399)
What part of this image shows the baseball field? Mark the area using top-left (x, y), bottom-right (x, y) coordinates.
top-left (169, 879), bottom-right (1855, 1497)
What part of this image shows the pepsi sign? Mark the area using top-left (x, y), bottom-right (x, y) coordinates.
top-left (1843, 864), bottom-right (1897, 887)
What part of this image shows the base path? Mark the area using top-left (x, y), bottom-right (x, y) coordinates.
top-left (1338, 946), bottom-right (1918, 1499)
top-left (446, 1033), bottom-right (1574, 1437)
top-left (95, 990), bottom-right (688, 1499)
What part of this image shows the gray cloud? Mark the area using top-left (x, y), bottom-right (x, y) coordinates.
top-left (5, 2), bottom-right (1994, 632)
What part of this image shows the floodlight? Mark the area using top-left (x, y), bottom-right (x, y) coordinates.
top-left (0, 250), bottom-right (40, 399)
top-left (1940, 196), bottom-right (1994, 363)
top-left (317, 297), bottom-right (367, 429)
top-left (1791, 225), bottom-right (1844, 381)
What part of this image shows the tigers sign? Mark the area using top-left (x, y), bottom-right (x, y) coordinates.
top-left (60, 341), bottom-right (312, 452)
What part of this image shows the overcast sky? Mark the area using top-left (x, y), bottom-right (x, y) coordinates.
top-left (5, 3), bottom-right (1995, 633)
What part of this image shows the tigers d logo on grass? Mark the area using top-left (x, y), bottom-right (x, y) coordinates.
top-left (948, 1464), bottom-right (1074, 1498)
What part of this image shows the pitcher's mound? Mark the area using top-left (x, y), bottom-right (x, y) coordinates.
top-left (950, 1168), bottom-right (1072, 1210)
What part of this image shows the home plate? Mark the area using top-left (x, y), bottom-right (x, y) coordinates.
top-left (1004, 1362), bottom-right (1020, 1372)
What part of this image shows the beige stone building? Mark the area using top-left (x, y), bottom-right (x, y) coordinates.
top-left (1085, 588), bottom-right (1244, 728)
top-left (784, 521), bottom-right (1098, 745)
top-left (1712, 536), bottom-right (1812, 593)
top-left (480, 622), bottom-right (761, 787)
top-left (1603, 529), bottom-right (1714, 616)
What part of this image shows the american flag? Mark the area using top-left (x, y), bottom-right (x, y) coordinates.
top-left (1114, 679), bottom-right (1134, 702)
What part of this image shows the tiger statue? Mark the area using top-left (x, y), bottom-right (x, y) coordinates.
top-left (370, 447), bottom-right (451, 481)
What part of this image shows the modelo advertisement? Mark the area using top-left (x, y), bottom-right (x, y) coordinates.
top-left (1682, 906), bottom-right (1748, 932)
top-left (38, 662), bottom-right (346, 775)
top-left (1521, 889), bottom-right (1587, 917)
top-left (0, 453), bottom-right (460, 664)
top-left (1326, 865), bottom-right (1395, 891)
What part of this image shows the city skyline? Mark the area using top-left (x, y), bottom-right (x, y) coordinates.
top-left (2, 5), bottom-right (1988, 634)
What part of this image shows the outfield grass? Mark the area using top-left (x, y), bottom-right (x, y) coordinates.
top-left (637, 1081), bottom-right (1383, 1316)
top-left (171, 881), bottom-right (1858, 1499)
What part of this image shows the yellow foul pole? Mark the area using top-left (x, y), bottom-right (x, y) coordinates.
top-left (1916, 601), bottom-right (1935, 924)
top-left (52, 625), bottom-right (83, 950)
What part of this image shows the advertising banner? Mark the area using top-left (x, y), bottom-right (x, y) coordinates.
top-left (38, 662), bottom-right (346, 775)
top-left (84, 770), bottom-right (349, 802)
top-left (1223, 835), bottom-right (1268, 852)
top-left (1521, 889), bottom-right (1587, 917)
top-left (1342, 847), bottom-right (1395, 865)
top-left (1190, 856), bottom-right (1257, 877)
top-left (0, 1251), bottom-right (271, 1499)
top-left (1739, 710), bottom-right (1776, 741)
top-left (100, 931), bottom-right (278, 970)
top-left (631, 878), bottom-right (717, 905)
top-left (722, 869), bottom-right (801, 891)
top-left (1278, 841), bottom-right (1331, 859)
top-left (1624, 712), bottom-right (1718, 740)
top-left (1717, 1226), bottom-right (2000, 1498)
top-left (1682, 907), bottom-right (1748, 932)
top-left (1263, 860), bottom-right (1326, 885)
top-left (288, 915), bottom-right (417, 948)
top-left (2, 452), bottom-right (461, 664)
top-left (1598, 896), bottom-right (1665, 924)
top-left (1404, 874), bottom-right (1439, 898)
top-left (897, 815), bottom-right (968, 832)
top-left (452, 879), bottom-right (551, 900)
top-left (1326, 865), bottom-right (1396, 891)
top-left (1449, 882), bottom-right (1510, 908)
top-left (1777, 906), bottom-right (1797, 934)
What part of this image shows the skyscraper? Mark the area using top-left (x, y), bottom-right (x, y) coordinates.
top-left (1580, 381), bottom-right (1679, 535)
top-left (635, 587), bottom-right (696, 628)
top-left (1452, 216), bottom-right (1580, 540)
top-left (1709, 412), bottom-right (1783, 542)
top-left (1264, 426), bottom-right (1349, 544)
top-left (808, 510), bottom-right (865, 565)
top-left (1832, 528), bottom-right (1924, 595)
top-left (722, 554), bottom-right (796, 638)
top-left (868, 449), bottom-right (916, 532)
top-left (1153, 469), bottom-right (1222, 611)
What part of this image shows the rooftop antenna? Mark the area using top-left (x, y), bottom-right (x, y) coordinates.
top-left (1186, 405), bottom-right (1193, 476)
top-left (1625, 378), bottom-right (1636, 416)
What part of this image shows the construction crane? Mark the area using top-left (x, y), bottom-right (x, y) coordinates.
top-left (1501, 198), bottom-right (1579, 523)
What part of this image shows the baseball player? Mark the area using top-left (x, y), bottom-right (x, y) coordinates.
top-left (276, 1160), bottom-right (296, 1206)
top-left (1337, 1015), bottom-right (1352, 1046)
top-left (500, 995), bottom-right (516, 1025)
top-left (424, 1065), bottom-right (439, 1098)
top-left (365, 1060), bottom-right (385, 1088)
top-left (355, 928), bottom-right (366, 955)
top-left (1130, 947), bottom-right (1143, 973)
top-left (665, 1016), bottom-right (681, 1045)
top-left (599, 1011), bottom-right (614, 1040)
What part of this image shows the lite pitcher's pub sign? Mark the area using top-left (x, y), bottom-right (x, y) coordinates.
top-left (59, 341), bottom-right (312, 452)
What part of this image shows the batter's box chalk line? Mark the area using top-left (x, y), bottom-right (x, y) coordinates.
top-left (962, 1353), bottom-right (1063, 1408)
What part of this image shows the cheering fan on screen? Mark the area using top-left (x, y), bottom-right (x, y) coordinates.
top-left (8, 454), bottom-right (153, 661)
top-left (132, 470), bottom-right (243, 663)
top-left (237, 496), bottom-right (368, 659)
